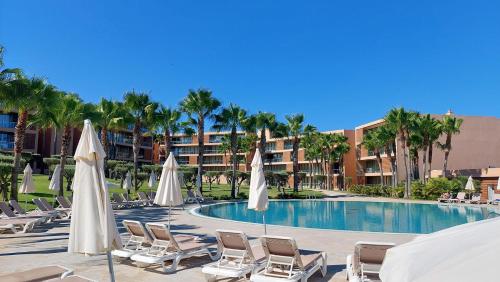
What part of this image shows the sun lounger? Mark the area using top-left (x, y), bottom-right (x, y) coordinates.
top-left (56, 196), bottom-right (72, 209)
top-left (250, 235), bottom-right (327, 282)
top-left (0, 201), bottom-right (50, 222)
top-left (467, 194), bottom-right (486, 204)
top-left (39, 197), bottom-right (71, 214)
top-left (0, 265), bottom-right (73, 281)
top-left (147, 191), bottom-right (156, 200)
top-left (138, 191), bottom-right (154, 206)
top-left (346, 241), bottom-right (395, 282)
top-left (9, 200), bottom-right (56, 222)
top-left (449, 192), bottom-right (466, 203)
top-left (122, 193), bottom-right (143, 207)
top-left (60, 275), bottom-right (97, 282)
top-left (34, 198), bottom-right (70, 219)
top-left (202, 229), bottom-right (266, 281)
top-left (0, 217), bottom-right (42, 233)
top-left (437, 193), bottom-right (451, 203)
top-left (111, 193), bottom-right (128, 209)
top-left (185, 189), bottom-right (213, 204)
top-left (112, 220), bottom-right (153, 259)
top-left (131, 223), bottom-right (218, 273)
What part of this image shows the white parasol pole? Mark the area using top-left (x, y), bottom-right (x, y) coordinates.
top-left (94, 153), bottom-right (115, 282)
top-left (262, 213), bottom-right (267, 235)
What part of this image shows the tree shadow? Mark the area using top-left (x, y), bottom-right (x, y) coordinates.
top-left (0, 247), bottom-right (67, 256)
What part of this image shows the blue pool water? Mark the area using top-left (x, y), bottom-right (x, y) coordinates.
top-left (196, 200), bottom-right (498, 234)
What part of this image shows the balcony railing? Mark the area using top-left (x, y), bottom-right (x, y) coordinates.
top-left (365, 167), bottom-right (380, 173)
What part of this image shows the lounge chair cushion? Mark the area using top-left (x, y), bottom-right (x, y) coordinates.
top-left (0, 265), bottom-right (72, 282)
top-left (298, 250), bottom-right (323, 270)
top-left (131, 252), bottom-right (177, 264)
top-left (111, 248), bottom-right (147, 258)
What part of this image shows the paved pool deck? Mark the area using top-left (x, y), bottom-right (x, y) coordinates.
top-left (0, 195), bottom-right (424, 281)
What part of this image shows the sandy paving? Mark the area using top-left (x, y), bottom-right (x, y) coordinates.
top-left (0, 197), bottom-right (417, 281)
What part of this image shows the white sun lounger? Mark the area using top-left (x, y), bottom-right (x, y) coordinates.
top-left (9, 200), bottom-right (56, 222)
top-left (250, 235), bottom-right (327, 282)
top-left (346, 241), bottom-right (395, 282)
top-left (202, 229), bottom-right (266, 281)
top-left (112, 220), bottom-right (153, 259)
top-left (131, 223), bottom-right (218, 273)
top-left (0, 265), bottom-right (73, 281)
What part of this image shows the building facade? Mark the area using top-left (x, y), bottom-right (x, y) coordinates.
top-left (355, 114), bottom-right (500, 185)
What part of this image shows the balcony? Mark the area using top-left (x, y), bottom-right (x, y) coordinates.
top-left (209, 135), bottom-right (226, 143)
top-left (171, 137), bottom-right (193, 144)
top-left (0, 141), bottom-right (14, 150)
top-left (365, 167), bottom-right (380, 173)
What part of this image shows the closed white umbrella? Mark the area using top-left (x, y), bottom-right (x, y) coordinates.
top-left (380, 216), bottom-right (500, 282)
top-left (49, 164), bottom-right (61, 192)
top-left (68, 119), bottom-right (122, 282)
top-left (465, 176), bottom-right (475, 191)
top-left (123, 171), bottom-right (132, 191)
top-left (248, 150), bottom-right (269, 234)
top-left (497, 176), bottom-right (500, 190)
top-left (148, 171), bottom-right (156, 196)
top-left (19, 164), bottom-right (35, 210)
top-left (154, 152), bottom-right (183, 229)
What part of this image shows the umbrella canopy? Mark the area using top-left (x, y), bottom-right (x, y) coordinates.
top-left (248, 150), bottom-right (268, 211)
top-left (154, 152), bottom-right (183, 206)
top-left (148, 172), bottom-right (157, 188)
top-left (19, 164), bottom-right (35, 194)
top-left (497, 176), bottom-right (500, 190)
top-left (49, 164), bottom-right (61, 192)
top-left (380, 216), bottom-right (500, 282)
top-left (465, 176), bottom-right (475, 191)
top-left (68, 119), bottom-right (122, 255)
top-left (123, 172), bottom-right (132, 190)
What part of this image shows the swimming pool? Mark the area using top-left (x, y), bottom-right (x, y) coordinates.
top-left (195, 200), bottom-right (499, 234)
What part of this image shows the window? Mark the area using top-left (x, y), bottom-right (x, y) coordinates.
top-left (171, 136), bottom-right (192, 144)
top-left (204, 156), bottom-right (223, 164)
top-left (209, 134), bottom-right (227, 143)
top-left (172, 146), bottom-right (199, 155)
top-left (284, 140), bottom-right (293, 150)
top-left (263, 152), bottom-right (282, 163)
top-left (205, 145), bottom-right (221, 154)
top-left (0, 133), bottom-right (14, 149)
top-left (365, 160), bottom-right (380, 173)
top-left (0, 114), bottom-right (16, 128)
top-left (265, 142), bottom-right (276, 152)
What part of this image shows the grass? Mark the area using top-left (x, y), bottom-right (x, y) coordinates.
top-left (16, 174), bottom-right (324, 211)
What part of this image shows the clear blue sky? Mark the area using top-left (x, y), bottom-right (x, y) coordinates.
top-left (1, 0), bottom-right (499, 130)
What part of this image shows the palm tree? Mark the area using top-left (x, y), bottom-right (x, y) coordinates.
top-left (218, 135), bottom-right (231, 169)
top-left (284, 114), bottom-right (305, 192)
top-left (213, 104), bottom-right (248, 198)
top-left (413, 114), bottom-right (442, 183)
top-left (362, 129), bottom-right (386, 185)
top-left (34, 92), bottom-right (92, 196)
top-left (377, 124), bottom-right (397, 187)
top-left (331, 134), bottom-right (350, 189)
top-left (241, 114), bottom-right (257, 171)
top-left (427, 119), bottom-right (442, 182)
top-left (439, 114), bottom-right (463, 175)
top-left (123, 91), bottom-right (157, 190)
top-left (0, 76), bottom-right (58, 200)
top-left (153, 106), bottom-right (193, 161)
top-left (255, 112), bottom-right (278, 161)
top-left (94, 98), bottom-right (125, 168)
top-left (385, 107), bottom-right (412, 198)
top-left (180, 89), bottom-right (221, 194)
top-left (301, 125), bottom-right (318, 188)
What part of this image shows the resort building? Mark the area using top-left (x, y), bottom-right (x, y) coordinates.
top-left (160, 129), bottom-right (357, 189)
top-left (355, 113), bottom-right (500, 185)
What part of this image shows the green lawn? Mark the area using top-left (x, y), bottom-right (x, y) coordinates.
top-left (16, 174), bottom-right (324, 211)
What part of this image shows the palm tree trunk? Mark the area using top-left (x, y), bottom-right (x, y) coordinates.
top-left (11, 110), bottom-right (28, 201)
top-left (292, 136), bottom-right (299, 192)
top-left (422, 145), bottom-right (428, 183)
top-left (443, 135), bottom-right (452, 175)
top-left (259, 129), bottom-right (266, 162)
top-left (132, 120), bottom-right (141, 191)
top-left (59, 125), bottom-right (72, 197)
top-left (376, 151), bottom-right (384, 186)
top-left (197, 117), bottom-right (204, 194)
top-left (308, 160), bottom-right (313, 188)
top-left (400, 134), bottom-right (410, 198)
top-left (230, 128), bottom-right (237, 198)
top-left (428, 143), bottom-right (434, 181)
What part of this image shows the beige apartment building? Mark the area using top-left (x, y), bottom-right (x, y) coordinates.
top-left (355, 114), bottom-right (500, 185)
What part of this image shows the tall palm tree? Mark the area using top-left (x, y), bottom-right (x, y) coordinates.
top-left (218, 135), bottom-right (231, 169)
top-left (301, 125), bottom-right (318, 188)
top-left (123, 91), bottom-right (157, 190)
top-left (241, 114), bottom-right (257, 171)
top-left (331, 134), bottom-right (350, 189)
top-left (427, 119), bottom-right (442, 182)
top-left (255, 112), bottom-right (278, 161)
top-left (385, 107), bottom-right (412, 198)
top-left (34, 92), bottom-right (92, 196)
top-left (284, 114), bottom-right (304, 192)
top-left (213, 104), bottom-right (247, 198)
top-left (377, 124), bottom-right (398, 187)
top-left (439, 114), bottom-right (463, 174)
top-left (0, 76), bottom-right (58, 200)
top-left (180, 89), bottom-right (221, 194)
top-left (362, 129), bottom-right (386, 185)
top-left (153, 106), bottom-right (193, 161)
top-left (413, 114), bottom-right (442, 183)
top-left (94, 98), bottom-right (125, 167)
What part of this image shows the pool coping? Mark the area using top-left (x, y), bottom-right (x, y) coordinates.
top-left (189, 198), bottom-right (490, 236)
